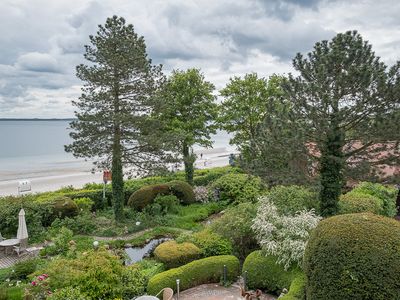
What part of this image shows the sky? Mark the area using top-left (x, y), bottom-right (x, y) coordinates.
top-left (1, 0), bottom-right (400, 118)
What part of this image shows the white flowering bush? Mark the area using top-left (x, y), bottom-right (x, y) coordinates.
top-left (252, 196), bottom-right (321, 270)
top-left (194, 186), bottom-right (211, 203)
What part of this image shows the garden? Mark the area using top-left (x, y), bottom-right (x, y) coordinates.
top-left (0, 165), bottom-right (399, 300)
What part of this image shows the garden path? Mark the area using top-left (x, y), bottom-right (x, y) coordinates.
top-left (175, 283), bottom-right (277, 300)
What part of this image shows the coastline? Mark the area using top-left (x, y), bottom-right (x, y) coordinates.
top-left (0, 147), bottom-right (238, 197)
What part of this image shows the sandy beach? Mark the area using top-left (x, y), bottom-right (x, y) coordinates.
top-left (0, 148), bottom-right (237, 197)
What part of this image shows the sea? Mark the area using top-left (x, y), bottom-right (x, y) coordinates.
top-left (0, 120), bottom-right (234, 182)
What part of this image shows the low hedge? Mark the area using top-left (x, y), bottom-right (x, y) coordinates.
top-left (242, 251), bottom-right (301, 294)
top-left (64, 189), bottom-right (111, 210)
top-left (128, 181), bottom-right (195, 210)
top-left (154, 241), bottom-right (201, 269)
top-left (304, 213), bottom-right (400, 300)
top-left (338, 192), bottom-right (382, 215)
top-left (280, 274), bottom-right (306, 300)
top-left (52, 197), bottom-right (79, 219)
top-left (147, 255), bottom-right (240, 295)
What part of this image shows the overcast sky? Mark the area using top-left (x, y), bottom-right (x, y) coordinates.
top-left (1, 0), bottom-right (400, 118)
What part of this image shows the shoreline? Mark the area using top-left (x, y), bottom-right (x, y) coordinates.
top-left (0, 148), bottom-right (238, 197)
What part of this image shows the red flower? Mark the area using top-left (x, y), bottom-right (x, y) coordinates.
top-left (31, 281), bottom-right (37, 286)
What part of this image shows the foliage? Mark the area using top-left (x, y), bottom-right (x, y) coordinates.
top-left (147, 255), bottom-right (240, 295)
top-left (192, 166), bottom-right (243, 186)
top-left (284, 30), bottom-right (400, 216)
top-left (65, 16), bottom-right (165, 220)
top-left (35, 249), bottom-right (146, 299)
top-left (178, 229), bottom-right (233, 257)
top-left (252, 196), bottom-right (321, 270)
top-left (279, 273), bottom-right (306, 300)
top-left (154, 240), bottom-right (201, 268)
top-left (211, 173), bottom-right (262, 204)
top-left (11, 258), bottom-right (39, 280)
top-left (211, 202), bottom-right (259, 259)
top-left (48, 287), bottom-right (89, 300)
top-left (242, 251), bottom-right (301, 294)
top-left (128, 184), bottom-right (170, 210)
top-left (351, 182), bottom-right (398, 217)
top-left (193, 186), bottom-right (211, 203)
top-left (44, 227), bottom-right (74, 256)
top-left (73, 197), bottom-right (94, 212)
top-left (153, 195), bottom-right (179, 215)
top-left (338, 191), bottom-right (382, 214)
top-left (168, 180), bottom-right (196, 204)
top-left (157, 68), bottom-right (218, 184)
top-left (304, 213), bottom-right (400, 300)
top-left (267, 185), bottom-right (319, 215)
top-left (52, 197), bottom-right (79, 219)
top-left (25, 273), bottom-right (51, 300)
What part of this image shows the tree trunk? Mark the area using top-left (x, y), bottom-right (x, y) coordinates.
top-left (319, 118), bottom-right (345, 217)
top-left (112, 126), bottom-right (124, 221)
top-left (183, 142), bottom-right (194, 185)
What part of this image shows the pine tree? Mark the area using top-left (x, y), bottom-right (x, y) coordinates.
top-left (65, 16), bottom-right (164, 220)
top-left (285, 30), bottom-right (400, 216)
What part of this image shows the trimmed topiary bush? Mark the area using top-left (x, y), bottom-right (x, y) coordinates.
top-left (338, 192), bottom-right (382, 215)
top-left (351, 182), bottom-right (398, 217)
top-left (267, 185), bottom-right (319, 214)
top-left (52, 197), bottom-right (79, 219)
top-left (154, 240), bottom-right (201, 269)
top-left (168, 180), bottom-right (196, 204)
top-left (147, 255), bottom-right (240, 295)
top-left (242, 251), bottom-right (301, 294)
top-left (211, 173), bottom-right (262, 204)
top-left (304, 213), bottom-right (400, 300)
top-left (128, 184), bottom-right (170, 210)
top-left (279, 273), bottom-right (306, 300)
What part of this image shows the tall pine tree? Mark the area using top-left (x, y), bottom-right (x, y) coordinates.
top-left (285, 30), bottom-right (400, 216)
top-left (65, 16), bottom-right (164, 220)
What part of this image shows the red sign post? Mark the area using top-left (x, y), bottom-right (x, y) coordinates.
top-left (103, 170), bottom-right (112, 183)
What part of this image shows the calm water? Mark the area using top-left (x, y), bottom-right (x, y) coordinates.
top-left (0, 120), bottom-right (233, 181)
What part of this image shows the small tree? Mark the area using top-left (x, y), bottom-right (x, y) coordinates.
top-left (285, 30), bottom-right (400, 216)
top-left (65, 16), bottom-right (164, 220)
top-left (158, 69), bottom-right (218, 184)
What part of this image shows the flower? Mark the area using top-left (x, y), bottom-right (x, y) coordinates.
top-left (42, 274), bottom-right (49, 278)
top-left (5, 278), bottom-right (10, 282)
top-left (135, 221), bottom-right (141, 226)
top-left (31, 281), bottom-right (37, 286)
top-left (38, 275), bottom-right (44, 281)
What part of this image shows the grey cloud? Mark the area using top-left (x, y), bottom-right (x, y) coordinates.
top-left (16, 52), bottom-right (61, 73)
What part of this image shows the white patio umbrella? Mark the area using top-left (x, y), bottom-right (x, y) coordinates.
top-left (17, 208), bottom-right (28, 248)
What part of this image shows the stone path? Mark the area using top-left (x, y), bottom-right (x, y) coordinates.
top-left (176, 283), bottom-right (277, 300)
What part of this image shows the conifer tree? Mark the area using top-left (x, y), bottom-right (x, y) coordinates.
top-left (65, 16), bottom-right (164, 220)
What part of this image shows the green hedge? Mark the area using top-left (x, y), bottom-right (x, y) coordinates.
top-left (242, 251), bottom-right (301, 294)
top-left (351, 182), bottom-right (397, 217)
top-left (147, 255), bottom-right (240, 295)
top-left (338, 192), bottom-right (382, 215)
top-left (211, 173), bottom-right (262, 204)
top-left (154, 241), bottom-right (201, 269)
top-left (128, 181), bottom-right (195, 210)
top-left (280, 274), bottom-right (305, 300)
top-left (304, 213), bottom-right (400, 300)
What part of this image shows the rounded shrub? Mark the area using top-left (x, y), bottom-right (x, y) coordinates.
top-left (211, 173), bottom-right (262, 204)
top-left (351, 182), bottom-right (398, 217)
top-left (168, 180), bottom-right (195, 204)
top-left (304, 213), bottom-right (400, 300)
top-left (279, 274), bottom-right (306, 300)
top-left (154, 240), bottom-right (201, 269)
top-left (242, 251), bottom-right (301, 294)
top-left (268, 185), bottom-right (319, 214)
top-left (338, 192), bottom-right (382, 215)
top-left (127, 184), bottom-right (170, 210)
top-left (147, 255), bottom-right (240, 295)
top-left (178, 229), bottom-right (233, 257)
top-left (52, 197), bottom-right (79, 219)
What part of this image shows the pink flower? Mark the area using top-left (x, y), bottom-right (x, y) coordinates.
top-left (42, 274), bottom-right (49, 278)
top-left (31, 281), bottom-right (37, 286)
top-left (38, 276), bottom-right (44, 281)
